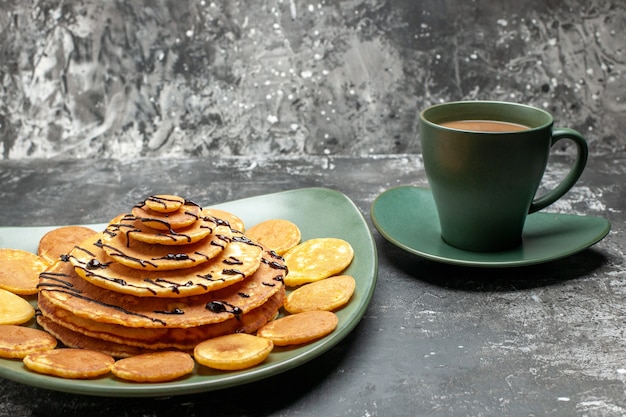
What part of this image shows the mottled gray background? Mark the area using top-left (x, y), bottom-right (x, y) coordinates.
top-left (0, 0), bottom-right (625, 160)
top-left (1, 2), bottom-right (626, 416)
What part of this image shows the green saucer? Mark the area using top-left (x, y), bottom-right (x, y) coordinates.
top-left (371, 186), bottom-right (611, 268)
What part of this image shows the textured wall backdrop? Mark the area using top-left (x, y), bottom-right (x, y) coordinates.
top-left (0, 0), bottom-right (625, 159)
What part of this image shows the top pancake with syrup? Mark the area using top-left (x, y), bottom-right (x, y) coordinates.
top-left (142, 195), bottom-right (186, 213)
top-left (131, 196), bottom-right (201, 231)
top-left (113, 195), bottom-right (235, 247)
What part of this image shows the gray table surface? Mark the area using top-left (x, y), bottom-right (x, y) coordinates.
top-left (0, 154), bottom-right (624, 417)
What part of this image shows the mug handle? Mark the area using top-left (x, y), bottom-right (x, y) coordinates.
top-left (528, 128), bottom-right (588, 214)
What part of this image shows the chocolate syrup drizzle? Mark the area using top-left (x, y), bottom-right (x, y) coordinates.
top-left (231, 234), bottom-right (263, 248)
top-left (154, 308), bottom-right (185, 315)
top-left (98, 239), bottom-right (159, 269)
top-left (152, 253), bottom-right (191, 261)
top-left (141, 195), bottom-right (186, 209)
top-left (223, 256), bottom-right (243, 265)
top-left (205, 301), bottom-right (243, 319)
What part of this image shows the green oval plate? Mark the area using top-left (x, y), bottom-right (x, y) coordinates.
top-left (0, 187), bottom-right (378, 397)
top-left (371, 186), bottom-right (610, 268)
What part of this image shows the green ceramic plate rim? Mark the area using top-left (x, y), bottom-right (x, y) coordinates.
top-left (0, 187), bottom-right (378, 397)
top-left (371, 185), bottom-right (611, 268)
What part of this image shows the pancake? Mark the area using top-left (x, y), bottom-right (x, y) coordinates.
top-left (69, 231), bottom-right (263, 298)
top-left (37, 289), bottom-right (285, 350)
top-left (113, 213), bottom-right (225, 246)
top-left (0, 324), bottom-right (57, 359)
top-left (283, 275), bottom-right (356, 313)
top-left (37, 315), bottom-right (149, 358)
top-left (0, 288), bottom-right (35, 325)
top-left (245, 219), bottom-right (301, 255)
top-left (38, 225), bottom-right (98, 264)
top-left (257, 310), bottom-right (339, 346)
top-left (23, 348), bottom-right (115, 379)
top-left (283, 237), bottom-right (354, 287)
top-left (131, 200), bottom-right (202, 231)
top-left (194, 333), bottom-right (274, 371)
top-left (100, 214), bottom-right (232, 271)
top-left (143, 195), bottom-right (186, 213)
top-left (0, 248), bottom-right (50, 295)
top-left (111, 351), bottom-right (195, 382)
top-left (39, 249), bottom-right (287, 329)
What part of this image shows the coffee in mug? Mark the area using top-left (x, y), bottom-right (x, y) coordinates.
top-left (439, 120), bottom-right (529, 133)
top-left (419, 101), bottom-right (588, 252)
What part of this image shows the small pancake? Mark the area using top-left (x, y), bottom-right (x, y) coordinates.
top-left (0, 325), bottom-right (57, 359)
top-left (256, 310), bottom-right (338, 346)
top-left (37, 289), bottom-right (285, 350)
top-left (0, 288), bottom-right (35, 325)
top-left (143, 195), bottom-right (186, 213)
top-left (131, 201), bottom-right (201, 231)
top-left (69, 231), bottom-right (263, 298)
top-left (40, 249), bottom-right (286, 328)
top-left (0, 248), bottom-right (49, 295)
top-left (100, 215), bottom-right (232, 271)
top-left (283, 238), bottom-right (354, 287)
top-left (111, 213), bottom-right (222, 246)
top-left (111, 351), bottom-right (195, 382)
top-left (203, 208), bottom-right (245, 232)
top-left (38, 225), bottom-right (98, 264)
top-left (283, 275), bottom-right (356, 314)
top-left (194, 333), bottom-right (273, 371)
top-left (245, 219), bottom-right (301, 255)
top-left (23, 348), bottom-right (115, 379)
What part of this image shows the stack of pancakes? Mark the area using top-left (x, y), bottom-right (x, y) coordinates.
top-left (37, 196), bottom-right (287, 357)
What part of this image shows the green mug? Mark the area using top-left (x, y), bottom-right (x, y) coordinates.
top-left (419, 101), bottom-right (588, 252)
